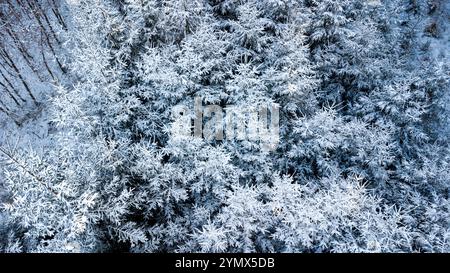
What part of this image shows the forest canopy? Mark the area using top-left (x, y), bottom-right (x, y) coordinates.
top-left (0, 0), bottom-right (449, 253)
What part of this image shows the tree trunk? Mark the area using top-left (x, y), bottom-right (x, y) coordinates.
top-left (0, 80), bottom-right (22, 106)
top-left (0, 48), bottom-right (38, 104)
top-left (0, 68), bottom-right (26, 103)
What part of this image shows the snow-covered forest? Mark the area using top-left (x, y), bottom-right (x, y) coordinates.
top-left (0, 0), bottom-right (449, 253)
